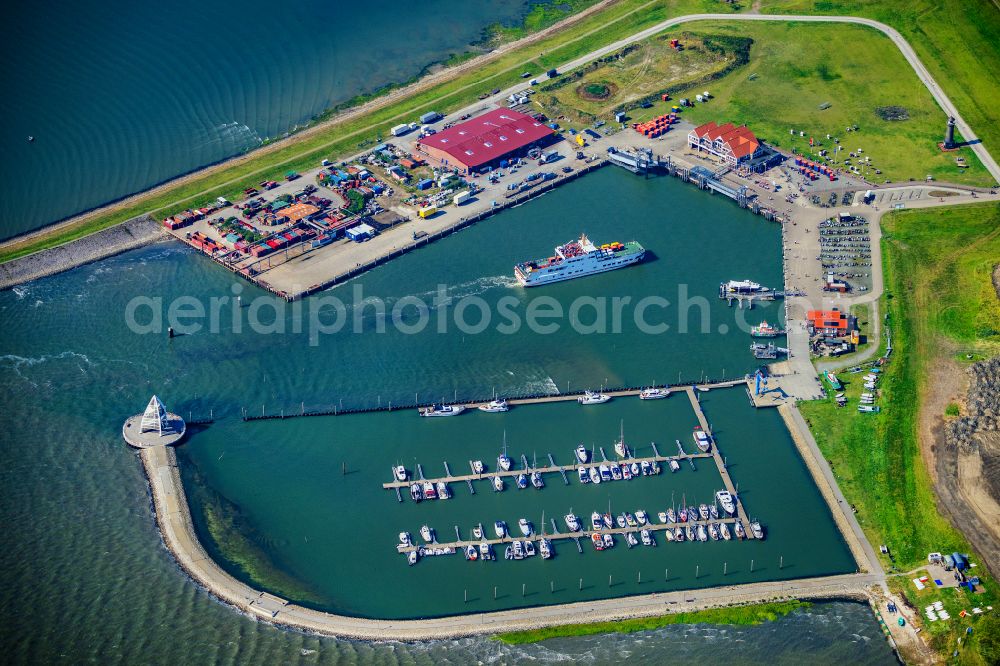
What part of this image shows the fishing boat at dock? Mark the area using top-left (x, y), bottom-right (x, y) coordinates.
top-left (514, 234), bottom-right (646, 287)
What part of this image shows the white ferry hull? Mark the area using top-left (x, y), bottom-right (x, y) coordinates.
top-left (516, 251), bottom-right (645, 287)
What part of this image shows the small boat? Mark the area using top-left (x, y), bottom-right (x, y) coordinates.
top-left (639, 387), bottom-right (670, 400)
top-left (423, 481), bottom-right (437, 500)
top-left (492, 475), bottom-right (504, 492)
top-left (465, 545), bottom-right (479, 560)
top-left (578, 467), bottom-right (590, 483)
top-left (498, 453), bottom-right (512, 471)
top-left (751, 521), bottom-right (765, 540)
top-left (602, 513), bottom-right (613, 529)
top-left (393, 465), bottom-right (407, 482)
top-left (539, 538), bottom-right (552, 559)
top-left (473, 524), bottom-right (483, 539)
top-left (531, 471), bottom-right (544, 489)
top-left (636, 510), bottom-right (648, 525)
top-left (494, 520), bottom-right (507, 538)
top-left (480, 543), bottom-right (493, 560)
top-left (750, 320), bottom-right (784, 338)
top-left (615, 513), bottom-right (626, 528)
top-left (699, 504), bottom-right (710, 521)
top-left (734, 521), bottom-right (746, 540)
top-left (420, 525), bottom-right (434, 542)
top-left (621, 463), bottom-right (632, 480)
top-left (685, 525), bottom-right (695, 542)
top-left (518, 518), bottom-right (533, 537)
top-left (669, 459), bottom-right (680, 472)
top-left (578, 390), bottom-right (611, 405)
top-left (664, 528), bottom-right (674, 542)
top-left (409, 483), bottom-right (423, 502)
top-left (516, 473), bottom-right (528, 489)
top-left (504, 545), bottom-right (513, 560)
top-left (599, 465), bottom-right (612, 482)
top-left (602, 533), bottom-right (614, 548)
top-left (472, 460), bottom-right (485, 474)
top-left (610, 465), bottom-right (623, 481)
top-left (614, 421), bottom-right (630, 458)
top-left (651, 462), bottom-right (661, 475)
top-left (407, 551), bottom-right (418, 565)
top-left (641, 461), bottom-right (651, 476)
top-left (716, 490), bottom-right (736, 515)
top-left (676, 527), bottom-right (686, 542)
top-left (436, 481), bottom-right (450, 499)
top-left (512, 540), bottom-right (524, 560)
top-left (575, 444), bottom-right (589, 463)
top-left (27, 136), bottom-right (35, 143)
top-left (720, 522), bottom-right (731, 540)
top-left (591, 533), bottom-right (606, 550)
top-left (590, 467), bottom-right (602, 484)
top-left (709, 504), bottom-right (719, 520)
top-left (630, 462), bottom-right (640, 477)
top-left (708, 523), bottom-right (719, 541)
top-left (565, 513), bottom-right (581, 531)
top-left (478, 398), bottom-right (509, 413)
top-left (591, 512), bottom-right (603, 531)
top-left (693, 426), bottom-right (712, 452)
top-left (524, 540), bottom-right (536, 557)
top-left (625, 532), bottom-right (639, 547)
top-left (641, 529), bottom-right (653, 546)
top-left (666, 508), bottom-right (676, 524)
top-left (697, 525), bottom-right (708, 542)
top-left (678, 508), bottom-right (688, 522)
top-left (399, 532), bottom-right (412, 546)
top-left (658, 511), bottom-right (668, 523)
top-left (419, 404), bottom-right (465, 417)
top-left (625, 513), bottom-right (638, 528)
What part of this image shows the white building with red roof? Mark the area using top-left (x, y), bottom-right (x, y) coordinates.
top-left (415, 109), bottom-right (555, 173)
top-left (687, 121), bottom-right (765, 167)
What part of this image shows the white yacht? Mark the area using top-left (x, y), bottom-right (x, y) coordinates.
top-left (575, 444), bottom-right (589, 464)
top-left (636, 510), bottom-right (648, 525)
top-left (720, 522), bottom-right (732, 540)
top-left (518, 518), bottom-right (533, 537)
top-left (472, 460), bottom-right (485, 474)
top-left (393, 465), bottom-right (407, 482)
top-left (494, 520), bottom-right (507, 538)
top-left (639, 387), bottom-right (670, 400)
top-left (399, 531), bottom-right (411, 546)
top-left (524, 540), bottom-right (536, 557)
top-left (693, 426), bottom-right (712, 452)
top-left (591, 511), bottom-right (603, 531)
top-left (565, 513), bottom-right (581, 531)
top-left (697, 525), bottom-right (708, 542)
top-left (478, 398), bottom-right (509, 413)
top-left (578, 467), bottom-right (589, 483)
top-left (539, 538), bottom-right (552, 559)
top-left (751, 520), bottom-right (765, 540)
top-left (669, 459), bottom-right (681, 473)
top-left (641, 529), bottom-right (653, 546)
top-left (578, 390), bottom-right (611, 405)
top-left (420, 525), bottom-right (434, 542)
top-left (716, 490), bottom-right (736, 515)
top-left (419, 403), bottom-right (465, 417)
top-left (589, 467), bottom-right (601, 484)
top-left (473, 524), bottom-right (483, 539)
top-left (409, 483), bottom-right (423, 501)
top-left (492, 475), bottom-right (504, 492)
top-left (436, 481), bottom-right (450, 499)
top-left (407, 551), bottom-right (418, 566)
top-left (625, 532), bottom-right (639, 547)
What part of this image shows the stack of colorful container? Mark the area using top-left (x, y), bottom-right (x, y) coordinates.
top-left (794, 156), bottom-right (837, 181)
top-left (632, 113), bottom-right (677, 138)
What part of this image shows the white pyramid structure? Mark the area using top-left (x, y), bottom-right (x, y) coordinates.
top-left (139, 395), bottom-right (170, 434)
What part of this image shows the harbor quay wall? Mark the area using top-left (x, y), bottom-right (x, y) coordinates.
top-left (141, 442), bottom-right (880, 641)
top-left (0, 215), bottom-right (164, 291)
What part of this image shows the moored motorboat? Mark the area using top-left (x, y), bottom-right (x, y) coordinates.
top-left (407, 551), bottom-right (418, 566)
top-left (625, 531), bottom-right (639, 547)
top-left (473, 524), bottom-right (483, 539)
top-left (610, 465), bottom-right (623, 481)
top-left (636, 510), bottom-right (648, 525)
top-left (565, 513), bottom-right (581, 531)
top-left (602, 533), bottom-right (614, 548)
top-left (539, 538), bottom-right (552, 559)
top-left (697, 525), bottom-right (708, 542)
top-left (641, 529), bottom-right (653, 546)
top-left (591, 533), bottom-right (606, 550)
top-left (492, 475), bottom-right (504, 492)
top-left (523, 540), bottom-right (536, 557)
top-left (399, 531), bottom-right (412, 546)
top-left (639, 387), bottom-right (670, 400)
top-left (720, 522), bottom-right (731, 540)
top-left (734, 520), bottom-right (746, 540)
top-left (518, 518), bottom-right (533, 537)
top-left (494, 520), bottom-right (507, 538)
top-left (716, 490), bottom-right (736, 515)
top-left (709, 504), bottom-right (719, 520)
top-left (684, 525), bottom-right (694, 541)
top-left (480, 542), bottom-right (493, 560)
top-left (630, 462), bottom-right (640, 477)
top-left (422, 481), bottom-right (437, 500)
top-left (599, 465), bottom-right (612, 482)
top-left (590, 467), bottom-right (602, 484)
top-left (575, 444), bottom-right (589, 463)
top-left (578, 467), bottom-right (590, 483)
top-left (693, 426), bottom-right (712, 452)
top-left (420, 525), bottom-right (434, 542)
top-left (664, 527), bottom-right (675, 542)
top-left (621, 463), bottom-right (632, 480)
top-left (465, 545), bottom-right (479, 560)
top-left (516, 473), bottom-right (528, 489)
top-left (419, 403), bottom-right (465, 417)
top-left (512, 540), bottom-right (524, 560)
top-left (708, 523), bottom-right (719, 541)
top-left (478, 398), bottom-right (509, 413)
top-left (625, 513), bottom-right (638, 528)
top-left (410, 483), bottom-right (423, 502)
top-left (699, 504), bottom-right (710, 521)
top-left (504, 545), bottom-right (513, 560)
top-left (641, 461), bottom-right (651, 475)
top-left (615, 513), bottom-right (626, 529)
top-left (531, 471), bottom-right (544, 488)
top-left (436, 481), bottom-right (450, 499)
top-left (751, 520), bottom-right (765, 540)
top-left (591, 511), bottom-right (603, 531)
top-left (472, 460), bottom-right (485, 474)
top-left (658, 511), bottom-right (668, 523)
top-left (393, 465), bottom-right (407, 482)
top-left (578, 390), bottom-right (611, 405)
top-left (669, 459), bottom-right (680, 472)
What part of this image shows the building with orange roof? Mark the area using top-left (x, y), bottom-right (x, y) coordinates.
top-left (806, 308), bottom-right (853, 337)
top-left (279, 203), bottom-right (319, 223)
top-left (687, 121), bottom-right (765, 166)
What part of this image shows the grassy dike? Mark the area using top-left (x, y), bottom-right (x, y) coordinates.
top-left (799, 202), bottom-right (1000, 662)
top-left (494, 600), bottom-right (811, 644)
top-left (0, 0), bottom-right (734, 264)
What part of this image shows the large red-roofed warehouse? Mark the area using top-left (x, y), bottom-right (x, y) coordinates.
top-left (415, 109), bottom-right (556, 173)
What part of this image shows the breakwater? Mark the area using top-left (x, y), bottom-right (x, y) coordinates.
top-left (0, 215), bottom-right (164, 290)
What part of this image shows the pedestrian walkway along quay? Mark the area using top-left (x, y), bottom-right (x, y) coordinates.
top-left (142, 442), bottom-right (882, 640)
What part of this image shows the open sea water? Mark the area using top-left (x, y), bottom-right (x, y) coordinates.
top-left (0, 167), bottom-right (897, 662)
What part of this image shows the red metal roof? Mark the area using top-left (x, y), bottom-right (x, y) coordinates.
top-left (417, 109), bottom-right (554, 168)
top-left (692, 121), bottom-right (760, 159)
top-left (807, 309), bottom-right (848, 330)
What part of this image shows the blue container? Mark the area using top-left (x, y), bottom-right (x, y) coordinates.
top-left (416, 179), bottom-right (434, 191)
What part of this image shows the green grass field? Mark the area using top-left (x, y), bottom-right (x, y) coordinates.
top-left (493, 600), bottom-right (810, 644)
top-left (799, 202), bottom-right (1000, 663)
top-left (656, 22), bottom-right (991, 186)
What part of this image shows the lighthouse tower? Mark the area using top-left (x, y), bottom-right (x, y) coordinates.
top-left (944, 117), bottom-right (956, 149)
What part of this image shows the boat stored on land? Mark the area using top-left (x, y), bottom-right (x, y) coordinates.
top-left (514, 234), bottom-right (646, 287)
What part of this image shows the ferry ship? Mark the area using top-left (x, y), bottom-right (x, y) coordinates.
top-left (720, 279), bottom-right (771, 297)
top-left (514, 234), bottom-right (645, 287)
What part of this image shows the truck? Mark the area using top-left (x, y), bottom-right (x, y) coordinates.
top-left (546, 68), bottom-right (558, 78)
top-left (453, 191), bottom-right (472, 206)
top-left (419, 111), bottom-right (441, 124)
top-left (391, 124), bottom-right (412, 137)
top-left (418, 206), bottom-right (437, 218)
